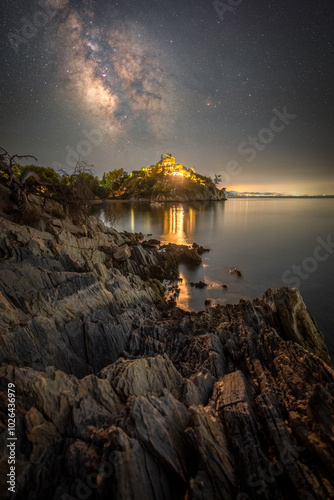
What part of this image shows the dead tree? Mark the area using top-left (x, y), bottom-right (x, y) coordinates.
top-left (55, 160), bottom-right (95, 222)
top-left (0, 147), bottom-right (42, 210)
top-left (0, 148), bottom-right (96, 223)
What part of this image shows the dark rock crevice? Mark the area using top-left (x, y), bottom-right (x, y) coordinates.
top-left (0, 214), bottom-right (333, 499)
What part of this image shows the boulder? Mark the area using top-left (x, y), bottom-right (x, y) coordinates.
top-left (113, 244), bottom-right (131, 261)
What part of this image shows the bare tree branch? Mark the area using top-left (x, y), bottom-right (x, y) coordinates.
top-left (10, 154), bottom-right (38, 168)
top-left (0, 149), bottom-right (95, 222)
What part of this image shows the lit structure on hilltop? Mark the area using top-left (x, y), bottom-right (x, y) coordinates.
top-left (159, 154), bottom-right (185, 176)
top-left (157, 154), bottom-right (199, 180)
top-left (160, 153), bottom-right (176, 168)
top-left (140, 154), bottom-right (209, 187)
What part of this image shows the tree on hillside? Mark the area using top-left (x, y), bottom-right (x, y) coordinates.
top-left (214, 174), bottom-right (222, 185)
top-left (0, 146), bottom-right (48, 210)
top-left (101, 168), bottom-right (128, 196)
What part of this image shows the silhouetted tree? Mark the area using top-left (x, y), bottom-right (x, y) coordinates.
top-left (214, 174), bottom-right (222, 185)
top-left (0, 149), bottom-right (96, 222)
top-left (0, 147), bottom-right (46, 210)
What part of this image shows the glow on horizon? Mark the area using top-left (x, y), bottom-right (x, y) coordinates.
top-left (226, 184), bottom-right (334, 196)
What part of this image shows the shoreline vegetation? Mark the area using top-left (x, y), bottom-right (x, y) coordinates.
top-left (0, 149), bottom-right (226, 221)
top-left (0, 178), bottom-right (334, 499)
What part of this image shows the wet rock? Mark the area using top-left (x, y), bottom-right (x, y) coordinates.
top-left (160, 243), bottom-right (202, 266)
top-left (0, 210), bottom-right (333, 500)
top-left (142, 238), bottom-right (161, 249)
top-left (228, 267), bottom-right (243, 277)
top-left (190, 281), bottom-right (208, 289)
top-left (192, 242), bottom-right (210, 254)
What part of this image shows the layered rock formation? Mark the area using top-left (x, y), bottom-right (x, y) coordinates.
top-left (0, 208), bottom-right (333, 500)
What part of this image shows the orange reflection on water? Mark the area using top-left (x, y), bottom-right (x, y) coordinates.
top-left (162, 204), bottom-right (190, 244)
top-left (175, 271), bottom-right (191, 310)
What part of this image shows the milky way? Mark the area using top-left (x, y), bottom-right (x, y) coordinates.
top-left (1, 0), bottom-right (333, 193)
top-left (53, 5), bottom-right (178, 141)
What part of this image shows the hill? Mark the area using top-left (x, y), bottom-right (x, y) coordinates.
top-left (108, 154), bottom-right (227, 201)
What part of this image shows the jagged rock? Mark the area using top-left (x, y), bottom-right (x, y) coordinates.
top-left (186, 405), bottom-right (236, 499)
top-left (113, 244), bottom-right (131, 261)
top-left (122, 230), bottom-right (144, 243)
top-left (160, 243), bottom-right (202, 266)
top-left (0, 217), bottom-right (165, 377)
top-left (100, 354), bottom-right (184, 401)
top-left (0, 211), bottom-right (333, 500)
top-left (257, 287), bottom-right (331, 364)
top-left (50, 218), bottom-right (62, 228)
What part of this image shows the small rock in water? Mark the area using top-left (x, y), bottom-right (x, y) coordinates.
top-left (192, 242), bottom-right (210, 254)
top-left (194, 281), bottom-right (208, 289)
top-left (228, 267), bottom-right (243, 277)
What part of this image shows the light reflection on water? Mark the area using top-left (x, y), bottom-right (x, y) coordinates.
top-left (101, 202), bottom-right (198, 245)
top-left (168, 205), bottom-right (186, 244)
top-left (98, 199), bottom-right (334, 358)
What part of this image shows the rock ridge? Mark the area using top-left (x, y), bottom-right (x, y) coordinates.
top-left (0, 213), bottom-right (333, 500)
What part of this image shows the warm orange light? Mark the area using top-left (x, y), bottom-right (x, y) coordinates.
top-left (167, 205), bottom-right (187, 244)
top-left (171, 171), bottom-right (185, 177)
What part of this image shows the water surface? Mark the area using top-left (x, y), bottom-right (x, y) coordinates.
top-left (100, 199), bottom-right (334, 358)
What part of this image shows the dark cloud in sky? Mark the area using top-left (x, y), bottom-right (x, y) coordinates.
top-left (0, 0), bottom-right (333, 194)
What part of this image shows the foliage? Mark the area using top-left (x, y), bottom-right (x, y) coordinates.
top-left (17, 165), bottom-right (61, 183)
top-left (106, 161), bottom-right (219, 200)
top-left (100, 168), bottom-right (129, 196)
top-left (0, 146), bottom-right (223, 220)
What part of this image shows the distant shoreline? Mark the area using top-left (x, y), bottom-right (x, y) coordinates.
top-left (91, 196), bottom-right (334, 204)
top-left (91, 198), bottom-right (228, 204)
top-left (227, 195), bottom-right (334, 199)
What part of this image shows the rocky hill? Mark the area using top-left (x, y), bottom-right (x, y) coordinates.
top-left (112, 154), bottom-right (227, 202)
top-left (0, 191), bottom-right (333, 500)
top-left (151, 184), bottom-right (227, 202)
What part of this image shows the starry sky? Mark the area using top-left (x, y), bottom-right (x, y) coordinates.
top-left (1, 0), bottom-right (333, 195)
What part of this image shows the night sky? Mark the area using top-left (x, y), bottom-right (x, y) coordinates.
top-left (1, 0), bottom-right (333, 194)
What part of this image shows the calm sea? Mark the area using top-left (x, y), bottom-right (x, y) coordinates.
top-left (100, 199), bottom-right (334, 358)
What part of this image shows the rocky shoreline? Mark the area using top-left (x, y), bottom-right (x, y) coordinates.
top-left (91, 186), bottom-right (227, 204)
top-left (0, 200), bottom-right (333, 499)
